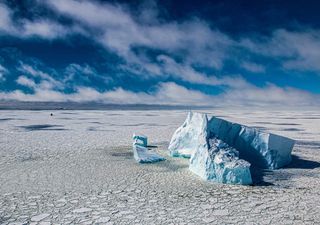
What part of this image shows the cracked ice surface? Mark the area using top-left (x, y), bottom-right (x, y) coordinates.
top-left (0, 110), bottom-right (320, 224)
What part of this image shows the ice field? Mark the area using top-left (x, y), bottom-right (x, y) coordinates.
top-left (0, 109), bottom-right (320, 224)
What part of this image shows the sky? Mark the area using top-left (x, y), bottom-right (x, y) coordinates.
top-left (0, 0), bottom-right (320, 107)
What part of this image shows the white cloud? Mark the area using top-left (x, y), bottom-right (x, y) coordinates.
top-left (2, 0), bottom-right (320, 78)
top-left (44, 0), bottom-right (233, 71)
top-left (0, 82), bottom-right (211, 105)
top-left (241, 62), bottom-right (265, 73)
top-left (219, 83), bottom-right (320, 107)
top-left (0, 3), bottom-right (13, 33)
top-left (0, 2), bottom-right (74, 40)
top-left (0, 1), bottom-right (319, 108)
top-left (1, 80), bottom-right (319, 108)
top-left (16, 76), bottom-right (36, 88)
top-left (63, 63), bottom-right (113, 85)
top-left (241, 29), bottom-right (320, 72)
top-left (2, 0), bottom-right (320, 76)
top-left (0, 64), bottom-right (7, 81)
top-left (18, 63), bottom-right (63, 89)
top-left (22, 20), bottom-right (70, 39)
top-left (64, 64), bottom-right (96, 80)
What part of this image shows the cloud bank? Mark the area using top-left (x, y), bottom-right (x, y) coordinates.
top-left (0, 0), bottom-right (319, 107)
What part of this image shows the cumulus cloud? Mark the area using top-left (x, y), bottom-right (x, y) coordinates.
top-left (46, 0), bottom-right (232, 66)
top-left (1, 80), bottom-right (319, 107)
top-left (241, 62), bottom-right (266, 73)
top-left (1, 62), bottom-right (319, 107)
top-left (0, 1), bottom-right (320, 108)
top-left (0, 2), bottom-right (75, 39)
top-left (219, 83), bottom-right (320, 107)
top-left (241, 29), bottom-right (320, 72)
top-left (16, 76), bottom-right (36, 88)
top-left (0, 3), bottom-right (14, 34)
top-left (0, 82), bottom-right (210, 105)
top-left (2, 0), bottom-right (320, 76)
top-left (21, 20), bottom-right (71, 39)
top-left (17, 63), bottom-right (63, 89)
top-left (0, 64), bottom-right (7, 81)
top-left (42, 0), bottom-right (234, 86)
top-left (1, 0), bottom-right (320, 75)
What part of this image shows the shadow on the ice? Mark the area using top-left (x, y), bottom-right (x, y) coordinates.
top-left (147, 145), bottom-right (158, 148)
top-left (153, 159), bottom-right (189, 172)
top-left (19, 124), bottom-right (68, 131)
top-left (0, 118), bottom-right (14, 122)
top-left (295, 140), bottom-right (320, 148)
top-left (111, 151), bottom-right (133, 158)
top-left (87, 127), bottom-right (115, 132)
top-left (250, 167), bottom-right (274, 186)
top-left (0, 117), bottom-right (25, 121)
top-left (251, 154), bottom-right (320, 186)
top-left (285, 155), bottom-right (320, 169)
top-left (280, 128), bottom-right (304, 131)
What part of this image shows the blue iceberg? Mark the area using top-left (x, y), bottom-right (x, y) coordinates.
top-left (132, 134), bottom-right (165, 163)
top-left (133, 133), bottom-right (148, 147)
top-left (169, 112), bottom-right (295, 185)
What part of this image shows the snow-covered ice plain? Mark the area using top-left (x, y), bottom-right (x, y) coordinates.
top-left (0, 109), bottom-right (320, 224)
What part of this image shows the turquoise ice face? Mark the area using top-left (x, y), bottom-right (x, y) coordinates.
top-left (132, 144), bottom-right (165, 164)
top-left (132, 134), bottom-right (165, 163)
top-left (133, 134), bottom-right (148, 147)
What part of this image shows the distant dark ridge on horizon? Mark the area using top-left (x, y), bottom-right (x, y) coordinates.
top-left (0, 101), bottom-right (214, 110)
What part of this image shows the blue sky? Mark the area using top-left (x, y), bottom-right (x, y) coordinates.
top-left (0, 0), bottom-right (320, 107)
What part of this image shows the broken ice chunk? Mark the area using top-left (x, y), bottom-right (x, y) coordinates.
top-left (190, 137), bottom-right (252, 185)
top-left (133, 144), bottom-right (165, 163)
top-left (133, 133), bottom-right (148, 147)
top-left (213, 149), bottom-right (252, 185)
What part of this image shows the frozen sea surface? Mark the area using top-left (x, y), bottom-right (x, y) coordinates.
top-left (0, 109), bottom-right (320, 224)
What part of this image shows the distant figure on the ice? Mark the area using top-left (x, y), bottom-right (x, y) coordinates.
top-left (50, 113), bottom-right (53, 116)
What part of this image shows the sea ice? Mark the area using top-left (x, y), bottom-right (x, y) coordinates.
top-left (30, 213), bottom-right (50, 222)
top-left (132, 134), bottom-right (165, 163)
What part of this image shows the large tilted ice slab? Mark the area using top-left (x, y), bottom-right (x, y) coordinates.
top-left (132, 135), bottom-right (165, 163)
top-left (208, 117), bottom-right (295, 169)
top-left (169, 112), bottom-right (295, 170)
